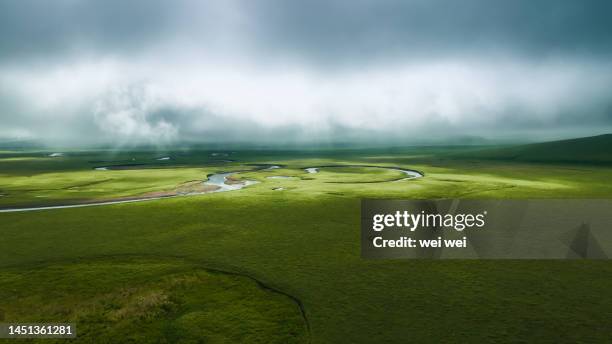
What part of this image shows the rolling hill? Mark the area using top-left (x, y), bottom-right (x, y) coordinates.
top-left (456, 134), bottom-right (612, 164)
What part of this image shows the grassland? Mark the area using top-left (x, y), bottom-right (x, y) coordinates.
top-left (1, 142), bottom-right (611, 343)
top-left (0, 258), bottom-right (306, 343)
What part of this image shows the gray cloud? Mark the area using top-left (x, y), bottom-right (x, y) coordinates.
top-left (3, 0), bottom-right (611, 64)
top-left (1, 0), bottom-right (611, 146)
top-left (244, 0), bottom-right (612, 66)
top-left (0, 0), bottom-right (176, 63)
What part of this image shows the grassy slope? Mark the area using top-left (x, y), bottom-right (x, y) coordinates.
top-left (1, 148), bottom-right (612, 343)
top-left (456, 133), bottom-right (612, 164)
top-left (0, 258), bottom-right (307, 344)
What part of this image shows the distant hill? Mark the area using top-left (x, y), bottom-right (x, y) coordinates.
top-left (0, 139), bottom-right (44, 150)
top-left (456, 134), bottom-right (612, 164)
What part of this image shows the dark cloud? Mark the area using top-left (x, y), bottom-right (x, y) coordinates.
top-left (248, 0), bottom-right (612, 61)
top-left (0, 1), bottom-right (170, 62)
top-left (3, 0), bottom-right (612, 64)
top-left (0, 0), bottom-right (611, 145)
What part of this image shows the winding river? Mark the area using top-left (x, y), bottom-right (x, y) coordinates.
top-left (204, 172), bottom-right (259, 192)
top-left (0, 164), bottom-right (422, 213)
top-left (303, 165), bottom-right (423, 181)
top-left (0, 171), bottom-right (259, 213)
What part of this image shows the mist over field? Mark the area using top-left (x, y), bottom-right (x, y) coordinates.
top-left (1, 0), bottom-right (612, 146)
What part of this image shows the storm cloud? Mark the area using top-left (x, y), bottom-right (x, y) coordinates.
top-left (1, 0), bottom-right (612, 145)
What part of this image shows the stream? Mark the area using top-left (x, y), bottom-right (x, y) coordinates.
top-left (0, 165), bottom-right (422, 213)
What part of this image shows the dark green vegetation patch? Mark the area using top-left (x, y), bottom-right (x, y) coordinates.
top-left (0, 258), bottom-right (307, 344)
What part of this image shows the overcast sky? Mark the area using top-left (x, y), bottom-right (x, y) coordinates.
top-left (1, 0), bottom-right (612, 146)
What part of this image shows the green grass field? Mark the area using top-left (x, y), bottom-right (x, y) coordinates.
top-left (1, 139), bottom-right (612, 343)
